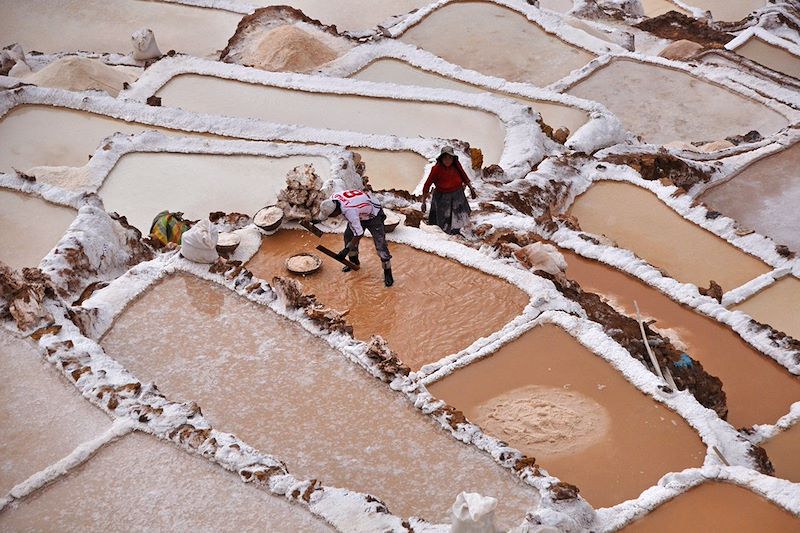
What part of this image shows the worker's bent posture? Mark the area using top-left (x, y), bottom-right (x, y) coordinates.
top-left (318, 190), bottom-right (394, 287)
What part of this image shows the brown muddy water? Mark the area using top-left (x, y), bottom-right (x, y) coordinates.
top-left (156, 73), bottom-right (507, 164)
top-left (246, 230), bottom-right (529, 370)
top-left (569, 181), bottom-right (772, 290)
top-left (762, 424), bottom-right (800, 484)
top-left (0, 433), bottom-right (333, 532)
top-left (623, 482), bottom-right (799, 531)
top-left (100, 274), bottom-right (538, 527)
top-left (0, 0), bottom-right (242, 58)
top-left (427, 324), bottom-right (706, 508)
top-left (0, 189), bottom-right (77, 270)
top-left (351, 58), bottom-right (590, 136)
top-left (735, 37), bottom-right (800, 80)
top-left (400, 1), bottom-right (595, 86)
top-left (98, 152), bottom-right (330, 233)
top-left (567, 59), bottom-right (789, 145)
top-left (733, 276), bottom-right (800, 342)
top-left (561, 250), bottom-right (800, 428)
top-left (0, 329), bottom-right (111, 495)
top-left (701, 143), bottom-right (800, 252)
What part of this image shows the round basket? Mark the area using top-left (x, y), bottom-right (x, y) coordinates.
top-left (285, 253), bottom-right (322, 275)
top-left (254, 206), bottom-right (284, 233)
top-left (216, 232), bottom-right (241, 255)
top-left (383, 210), bottom-right (402, 233)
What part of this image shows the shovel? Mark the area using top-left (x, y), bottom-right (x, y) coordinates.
top-left (298, 220), bottom-right (361, 271)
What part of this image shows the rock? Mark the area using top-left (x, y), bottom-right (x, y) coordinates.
top-left (469, 147), bottom-right (484, 170)
top-left (699, 280), bottom-right (723, 303)
top-left (550, 481), bottom-right (580, 501)
top-left (0, 263), bottom-right (55, 332)
top-left (725, 130), bottom-right (763, 145)
top-left (131, 28), bottom-right (162, 60)
top-left (513, 242), bottom-right (567, 275)
top-left (635, 11), bottom-right (734, 47)
top-left (482, 164), bottom-right (505, 181)
top-left (602, 152), bottom-right (711, 189)
top-left (658, 39), bottom-right (704, 60)
top-left (553, 127), bottom-right (570, 144)
top-left (698, 140), bottom-right (735, 153)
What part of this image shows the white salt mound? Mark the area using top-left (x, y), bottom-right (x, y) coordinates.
top-left (254, 206), bottom-right (284, 228)
top-left (24, 56), bottom-right (137, 96)
top-left (286, 253), bottom-right (321, 273)
top-left (241, 25), bottom-right (338, 73)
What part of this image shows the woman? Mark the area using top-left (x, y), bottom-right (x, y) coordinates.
top-left (420, 146), bottom-right (476, 235)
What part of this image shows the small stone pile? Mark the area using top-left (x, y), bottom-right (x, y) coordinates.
top-left (276, 164), bottom-right (325, 220)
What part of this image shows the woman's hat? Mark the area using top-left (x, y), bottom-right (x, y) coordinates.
top-left (439, 146), bottom-right (455, 157)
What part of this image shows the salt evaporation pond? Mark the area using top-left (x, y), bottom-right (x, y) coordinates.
top-left (246, 230), bottom-right (529, 370)
top-left (428, 324), bottom-right (705, 507)
top-left (352, 58), bottom-right (589, 136)
top-left (0, 329), bottom-right (111, 495)
top-left (762, 425), bottom-right (800, 484)
top-left (156, 73), bottom-right (507, 164)
top-left (400, 1), bottom-right (595, 86)
top-left (561, 250), bottom-right (800, 428)
top-left (567, 59), bottom-right (789, 145)
top-left (735, 38), bottom-right (800, 80)
top-left (701, 143), bottom-right (800, 252)
top-left (0, 433), bottom-right (333, 532)
top-left (355, 148), bottom-right (428, 191)
top-left (733, 277), bottom-right (800, 342)
top-left (0, 0), bottom-right (241, 58)
top-left (623, 482), bottom-right (799, 531)
top-left (0, 189), bottom-right (77, 270)
top-left (640, 0), bottom-right (690, 17)
top-left (99, 153), bottom-right (330, 233)
top-left (100, 274), bottom-right (538, 527)
top-left (225, 0), bottom-right (432, 32)
top-left (685, 0), bottom-right (766, 22)
top-left (569, 181), bottom-right (771, 290)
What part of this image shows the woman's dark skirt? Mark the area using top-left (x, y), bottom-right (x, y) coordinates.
top-left (428, 188), bottom-right (471, 234)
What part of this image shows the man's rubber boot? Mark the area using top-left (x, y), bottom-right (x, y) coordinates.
top-left (383, 267), bottom-right (394, 287)
top-left (342, 255), bottom-right (359, 272)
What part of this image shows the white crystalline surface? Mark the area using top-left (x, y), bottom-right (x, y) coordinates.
top-left (100, 274), bottom-right (539, 528)
top-left (0, 432), bottom-right (334, 532)
top-left (0, 329), bottom-right (111, 495)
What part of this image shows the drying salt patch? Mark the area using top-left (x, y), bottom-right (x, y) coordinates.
top-left (623, 482), bottom-right (799, 532)
top-left (427, 324), bottom-right (705, 508)
top-left (561, 250), bottom-right (800, 428)
top-left (155, 73), bottom-right (507, 164)
top-left (100, 274), bottom-right (537, 527)
top-left (567, 58), bottom-right (789, 145)
top-left (700, 142), bottom-right (800, 252)
top-left (762, 424), bottom-right (800, 484)
top-left (474, 385), bottom-right (611, 457)
top-left (245, 231), bottom-right (530, 370)
top-left (0, 432), bottom-right (334, 532)
top-left (733, 276), bottom-right (800, 342)
top-left (569, 181), bottom-right (772, 290)
top-left (0, 189), bottom-right (77, 270)
top-left (98, 152), bottom-right (330, 233)
top-left (351, 58), bottom-right (589, 136)
top-left (20, 56), bottom-right (137, 97)
top-left (400, 1), bottom-right (595, 86)
top-left (0, 329), bottom-right (111, 495)
top-left (0, 0), bottom-right (242, 57)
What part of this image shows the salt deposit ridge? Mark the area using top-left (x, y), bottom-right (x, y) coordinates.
top-left (1, 0), bottom-right (800, 531)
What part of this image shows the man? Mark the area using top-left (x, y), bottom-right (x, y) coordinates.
top-left (318, 189), bottom-right (394, 287)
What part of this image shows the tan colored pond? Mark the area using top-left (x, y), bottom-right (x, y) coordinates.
top-left (0, 432), bottom-right (333, 532)
top-left (427, 324), bottom-right (705, 508)
top-left (0, 329), bottom-right (111, 495)
top-left (351, 58), bottom-right (589, 135)
top-left (157, 73), bottom-right (507, 164)
top-left (733, 277), bottom-right (800, 341)
top-left (685, 0), bottom-right (766, 22)
top-left (567, 59), bottom-right (789, 145)
top-left (246, 230), bottom-right (529, 370)
top-left (100, 274), bottom-right (538, 527)
top-left (0, 0), bottom-right (241, 57)
top-left (569, 181), bottom-right (771, 290)
top-left (762, 425), bottom-right (800, 484)
top-left (735, 37), bottom-right (800, 81)
top-left (400, 1), bottom-right (595, 86)
top-left (561, 250), bottom-right (800, 428)
top-left (356, 148), bottom-right (429, 191)
top-left (99, 152), bottom-right (330, 233)
top-left (701, 143), bottom-right (800, 252)
top-left (623, 482), bottom-right (799, 531)
top-left (0, 105), bottom-right (215, 177)
top-left (227, 0), bottom-right (432, 31)
top-left (640, 0), bottom-right (690, 17)
top-left (0, 189), bottom-right (77, 270)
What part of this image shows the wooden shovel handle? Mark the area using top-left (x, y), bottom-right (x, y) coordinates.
top-left (316, 245), bottom-right (360, 271)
